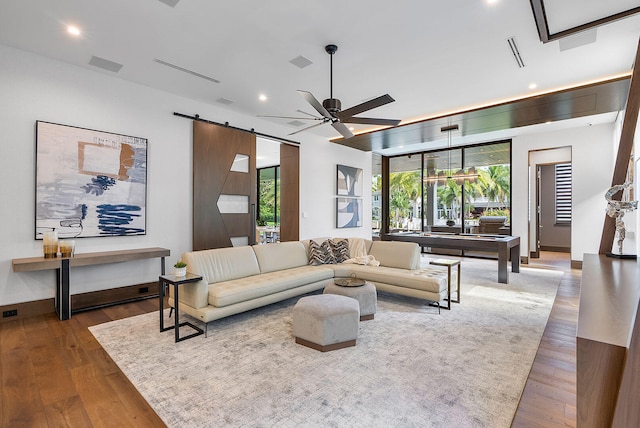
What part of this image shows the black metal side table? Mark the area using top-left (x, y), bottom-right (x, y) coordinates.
top-left (429, 259), bottom-right (461, 310)
top-left (159, 273), bottom-right (204, 342)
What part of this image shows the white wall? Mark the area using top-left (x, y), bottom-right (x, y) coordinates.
top-left (0, 44), bottom-right (371, 306)
top-left (298, 137), bottom-right (372, 240)
top-left (512, 124), bottom-right (617, 262)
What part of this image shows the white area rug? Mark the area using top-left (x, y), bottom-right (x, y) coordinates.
top-left (89, 259), bottom-right (562, 428)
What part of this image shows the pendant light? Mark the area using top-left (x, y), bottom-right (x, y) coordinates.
top-left (424, 123), bottom-right (477, 184)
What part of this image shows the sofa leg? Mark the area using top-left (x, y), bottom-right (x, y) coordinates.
top-left (204, 322), bottom-right (208, 338)
top-left (427, 301), bottom-right (441, 314)
top-left (169, 307), bottom-right (173, 318)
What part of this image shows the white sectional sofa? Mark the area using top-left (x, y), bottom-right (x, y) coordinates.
top-left (169, 239), bottom-right (453, 333)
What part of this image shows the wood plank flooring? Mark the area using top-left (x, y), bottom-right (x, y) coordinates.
top-left (512, 252), bottom-right (578, 428)
top-left (1, 253), bottom-right (579, 427)
top-left (0, 298), bottom-right (165, 428)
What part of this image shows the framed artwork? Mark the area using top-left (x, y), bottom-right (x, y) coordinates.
top-left (336, 197), bottom-right (362, 228)
top-left (337, 164), bottom-right (363, 197)
top-left (35, 121), bottom-right (148, 239)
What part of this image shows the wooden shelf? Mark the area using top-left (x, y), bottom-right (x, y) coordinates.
top-left (577, 254), bottom-right (640, 428)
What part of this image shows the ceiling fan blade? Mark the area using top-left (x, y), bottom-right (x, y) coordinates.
top-left (288, 120), bottom-right (327, 136)
top-left (297, 90), bottom-right (332, 119)
top-left (341, 117), bottom-right (401, 126)
top-left (258, 114), bottom-right (323, 121)
top-left (296, 109), bottom-right (322, 118)
top-left (336, 94), bottom-right (395, 120)
top-left (332, 121), bottom-right (354, 139)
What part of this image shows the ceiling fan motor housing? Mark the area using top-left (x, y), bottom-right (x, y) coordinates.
top-left (322, 98), bottom-right (341, 114)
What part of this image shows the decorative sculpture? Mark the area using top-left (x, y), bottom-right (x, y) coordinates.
top-left (605, 182), bottom-right (638, 258)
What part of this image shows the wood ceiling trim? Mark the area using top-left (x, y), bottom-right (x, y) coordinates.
top-left (333, 77), bottom-right (630, 153)
top-left (599, 38), bottom-right (640, 255)
top-left (530, 0), bottom-right (640, 43)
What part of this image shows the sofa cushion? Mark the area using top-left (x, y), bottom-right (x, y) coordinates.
top-left (253, 241), bottom-right (309, 273)
top-left (179, 246), bottom-right (261, 309)
top-left (210, 265), bottom-right (334, 307)
top-left (182, 246), bottom-right (260, 283)
top-left (368, 241), bottom-right (420, 270)
top-left (332, 265), bottom-right (448, 294)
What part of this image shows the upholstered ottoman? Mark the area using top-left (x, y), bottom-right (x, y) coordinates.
top-left (292, 294), bottom-right (360, 352)
top-left (324, 280), bottom-right (377, 321)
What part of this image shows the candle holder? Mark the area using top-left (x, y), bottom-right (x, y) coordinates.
top-left (59, 240), bottom-right (75, 258)
top-left (43, 230), bottom-right (59, 258)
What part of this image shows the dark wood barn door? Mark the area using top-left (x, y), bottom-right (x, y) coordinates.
top-left (192, 121), bottom-right (256, 250)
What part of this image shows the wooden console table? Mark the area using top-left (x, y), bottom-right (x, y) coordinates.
top-left (12, 247), bottom-right (170, 321)
top-left (577, 253), bottom-right (640, 427)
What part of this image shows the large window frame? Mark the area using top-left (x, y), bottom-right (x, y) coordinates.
top-left (379, 140), bottom-right (512, 236)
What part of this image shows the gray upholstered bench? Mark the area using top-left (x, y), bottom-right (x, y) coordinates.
top-left (292, 294), bottom-right (360, 352)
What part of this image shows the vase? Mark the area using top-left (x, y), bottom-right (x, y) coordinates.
top-left (43, 231), bottom-right (58, 258)
top-left (60, 240), bottom-right (75, 258)
top-left (175, 267), bottom-right (187, 277)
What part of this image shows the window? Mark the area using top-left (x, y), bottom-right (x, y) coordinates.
top-left (257, 166), bottom-right (280, 227)
top-left (555, 163), bottom-right (572, 224)
top-left (389, 155), bottom-right (422, 232)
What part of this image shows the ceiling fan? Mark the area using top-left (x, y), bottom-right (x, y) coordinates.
top-left (260, 44), bottom-right (401, 139)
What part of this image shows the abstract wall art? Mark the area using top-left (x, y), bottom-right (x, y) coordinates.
top-left (336, 197), bottom-right (362, 228)
top-left (35, 121), bottom-right (147, 239)
top-left (337, 164), bottom-right (363, 197)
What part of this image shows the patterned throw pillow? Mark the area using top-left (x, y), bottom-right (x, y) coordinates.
top-left (321, 240), bottom-right (336, 264)
top-left (331, 239), bottom-right (350, 263)
top-left (308, 240), bottom-right (326, 265)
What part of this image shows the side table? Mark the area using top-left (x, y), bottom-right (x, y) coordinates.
top-left (159, 273), bottom-right (204, 342)
top-left (429, 259), bottom-right (461, 310)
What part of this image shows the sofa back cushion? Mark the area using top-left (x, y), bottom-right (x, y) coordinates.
top-left (252, 241), bottom-right (309, 273)
top-left (368, 241), bottom-right (420, 270)
top-left (182, 246), bottom-right (261, 284)
top-left (177, 246), bottom-right (260, 309)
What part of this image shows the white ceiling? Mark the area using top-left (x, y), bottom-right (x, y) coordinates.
top-left (0, 0), bottom-right (639, 148)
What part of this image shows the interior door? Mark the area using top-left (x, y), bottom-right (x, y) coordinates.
top-left (279, 143), bottom-right (299, 242)
top-left (192, 121), bottom-right (256, 250)
top-left (532, 165), bottom-right (541, 259)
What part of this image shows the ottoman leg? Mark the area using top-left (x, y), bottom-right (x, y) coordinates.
top-left (295, 337), bottom-right (356, 352)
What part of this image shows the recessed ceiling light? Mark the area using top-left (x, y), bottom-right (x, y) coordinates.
top-left (259, 94), bottom-right (268, 102)
top-left (528, 83), bottom-right (537, 90)
top-left (67, 25), bottom-right (81, 36)
top-left (486, 0), bottom-right (499, 4)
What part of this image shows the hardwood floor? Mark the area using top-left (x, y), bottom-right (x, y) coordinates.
top-left (1, 254), bottom-right (579, 427)
top-left (0, 298), bottom-right (165, 427)
top-left (512, 251), bottom-right (578, 428)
